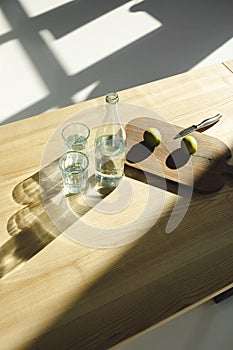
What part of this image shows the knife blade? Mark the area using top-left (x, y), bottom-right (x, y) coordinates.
top-left (174, 113), bottom-right (222, 139)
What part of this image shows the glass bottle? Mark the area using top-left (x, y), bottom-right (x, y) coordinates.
top-left (95, 92), bottom-right (126, 188)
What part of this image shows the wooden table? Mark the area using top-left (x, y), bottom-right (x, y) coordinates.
top-left (1, 60), bottom-right (233, 350)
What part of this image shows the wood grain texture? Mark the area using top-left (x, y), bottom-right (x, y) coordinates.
top-left (0, 60), bottom-right (233, 350)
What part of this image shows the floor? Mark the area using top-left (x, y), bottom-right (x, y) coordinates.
top-left (120, 298), bottom-right (233, 350)
top-left (1, 1), bottom-right (233, 349)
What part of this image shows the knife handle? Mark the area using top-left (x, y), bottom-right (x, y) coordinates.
top-left (197, 113), bottom-right (222, 129)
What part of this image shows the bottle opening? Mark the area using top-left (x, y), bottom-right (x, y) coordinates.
top-left (106, 92), bottom-right (119, 104)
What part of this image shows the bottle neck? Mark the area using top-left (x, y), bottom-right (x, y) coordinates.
top-left (105, 102), bottom-right (120, 123)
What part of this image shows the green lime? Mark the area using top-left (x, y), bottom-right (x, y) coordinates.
top-left (143, 128), bottom-right (161, 148)
top-left (181, 135), bottom-right (198, 154)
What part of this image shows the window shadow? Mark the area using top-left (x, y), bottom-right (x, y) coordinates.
top-left (1, 0), bottom-right (233, 124)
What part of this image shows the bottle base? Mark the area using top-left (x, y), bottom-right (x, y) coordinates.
top-left (95, 173), bottom-right (123, 188)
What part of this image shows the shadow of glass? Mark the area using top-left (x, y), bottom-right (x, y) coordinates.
top-left (0, 202), bottom-right (60, 279)
top-left (0, 162), bottom-right (118, 279)
top-left (12, 173), bottom-right (41, 205)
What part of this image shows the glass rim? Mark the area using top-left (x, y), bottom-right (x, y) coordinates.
top-left (58, 151), bottom-right (89, 171)
top-left (61, 122), bottom-right (90, 142)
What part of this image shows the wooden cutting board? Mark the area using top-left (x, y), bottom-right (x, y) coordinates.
top-left (125, 117), bottom-right (233, 193)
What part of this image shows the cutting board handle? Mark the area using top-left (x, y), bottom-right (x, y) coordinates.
top-left (222, 161), bottom-right (233, 176)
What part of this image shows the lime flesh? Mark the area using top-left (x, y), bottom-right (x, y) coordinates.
top-left (181, 135), bottom-right (198, 154)
top-left (143, 128), bottom-right (161, 148)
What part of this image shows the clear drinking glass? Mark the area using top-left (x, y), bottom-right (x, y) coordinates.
top-left (62, 123), bottom-right (90, 154)
top-left (59, 151), bottom-right (89, 194)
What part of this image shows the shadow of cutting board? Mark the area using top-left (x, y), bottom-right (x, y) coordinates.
top-left (125, 117), bottom-right (233, 193)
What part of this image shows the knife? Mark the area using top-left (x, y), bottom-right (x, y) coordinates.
top-left (174, 113), bottom-right (222, 139)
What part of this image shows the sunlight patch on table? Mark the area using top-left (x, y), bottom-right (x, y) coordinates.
top-left (64, 177), bottom-right (166, 248)
top-left (39, 0), bottom-right (162, 76)
top-left (0, 39), bottom-right (49, 123)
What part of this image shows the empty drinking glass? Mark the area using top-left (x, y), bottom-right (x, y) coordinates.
top-left (62, 123), bottom-right (90, 154)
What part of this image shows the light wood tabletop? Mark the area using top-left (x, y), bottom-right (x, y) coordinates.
top-left (1, 60), bottom-right (233, 350)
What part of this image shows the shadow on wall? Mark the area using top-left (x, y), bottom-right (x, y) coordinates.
top-left (1, 0), bottom-right (233, 124)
